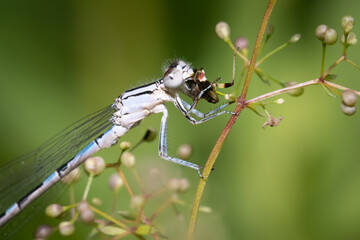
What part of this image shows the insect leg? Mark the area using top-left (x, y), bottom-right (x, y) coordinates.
top-left (154, 104), bottom-right (203, 177)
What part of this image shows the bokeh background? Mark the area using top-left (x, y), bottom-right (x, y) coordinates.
top-left (1, 0), bottom-right (360, 239)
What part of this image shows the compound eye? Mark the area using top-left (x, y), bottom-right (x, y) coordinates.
top-left (163, 68), bottom-right (184, 88)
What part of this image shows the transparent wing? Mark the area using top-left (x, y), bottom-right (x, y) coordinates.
top-left (0, 105), bottom-right (116, 214)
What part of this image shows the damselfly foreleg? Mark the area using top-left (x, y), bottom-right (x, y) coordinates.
top-left (154, 104), bottom-right (203, 176)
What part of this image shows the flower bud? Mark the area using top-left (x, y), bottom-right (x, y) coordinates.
top-left (178, 178), bottom-right (190, 193)
top-left (167, 178), bottom-right (180, 191)
top-left (265, 24), bottom-right (274, 36)
top-left (274, 98), bottom-right (285, 104)
top-left (34, 225), bottom-right (53, 239)
top-left (235, 37), bottom-right (248, 50)
top-left (177, 144), bottom-right (192, 160)
top-left (58, 221), bottom-right (74, 236)
top-left (80, 209), bottom-right (95, 224)
top-left (199, 206), bottom-right (212, 213)
top-left (286, 81), bottom-right (304, 97)
top-left (215, 21), bottom-right (230, 40)
top-left (45, 204), bottom-right (63, 218)
top-left (341, 102), bottom-right (356, 116)
top-left (289, 33), bottom-right (301, 43)
top-left (119, 141), bottom-right (131, 150)
top-left (341, 32), bottom-right (358, 46)
top-left (143, 128), bottom-right (157, 142)
top-left (130, 195), bottom-right (145, 209)
top-left (342, 89), bottom-right (357, 107)
top-left (77, 200), bottom-right (90, 212)
top-left (341, 15), bottom-right (354, 34)
top-left (61, 167), bottom-right (81, 184)
top-left (149, 168), bottom-right (160, 177)
top-left (91, 197), bottom-right (102, 206)
top-left (121, 151), bottom-right (135, 167)
top-left (84, 156), bottom-right (105, 175)
top-left (323, 28), bottom-right (338, 45)
top-left (108, 173), bottom-right (124, 191)
top-left (315, 24), bottom-right (329, 41)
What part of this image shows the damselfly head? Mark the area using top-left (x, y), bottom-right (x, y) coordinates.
top-left (163, 60), bottom-right (219, 103)
top-left (182, 69), bottom-right (219, 104)
top-left (163, 60), bottom-right (194, 89)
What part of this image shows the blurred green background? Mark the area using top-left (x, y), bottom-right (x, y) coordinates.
top-left (1, 0), bottom-right (360, 239)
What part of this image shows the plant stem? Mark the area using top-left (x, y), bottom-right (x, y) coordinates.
top-left (186, 1), bottom-right (277, 239)
top-left (82, 173), bottom-right (94, 200)
top-left (256, 41), bottom-right (289, 67)
top-left (320, 43), bottom-right (326, 77)
top-left (240, 1), bottom-right (275, 100)
top-left (346, 58), bottom-right (360, 70)
top-left (89, 205), bottom-right (128, 229)
top-left (322, 55), bottom-right (345, 78)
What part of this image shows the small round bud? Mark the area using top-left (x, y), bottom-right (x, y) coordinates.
top-left (84, 156), bottom-right (105, 175)
top-left (199, 206), bottom-right (212, 213)
top-left (61, 168), bottom-right (81, 185)
top-left (121, 152), bottom-right (135, 167)
top-left (119, 141), bottom-right (131, 150)
top-left (130, 195), bottom-right (145, 209)
top-left (289, 33), bottom-right (301, 43)
top-left (80, 209), bottom-right (95, 224)
top-left (167, 178), bottom-right (180, 191)
top-left (178, 178), bottom-right (190, 193)
top-left (45, 204), bottom-right (63, 218)
top-left (265, 24), bottom-right (274, 36)
top-left (286, 81), bottom-right (304, 97)
top-left (108, 173), bottom-right (124, 191)
top-left (235, 37), bottom-right (248, 50)
top-left (143, 128), bottom-right (157, 142)
top-left (274, 98), bottom-right (285, 104)
top-left (77, 200), bottom-right (90, 212)
top-left (316, 24), bottom-right (329, 41)
top-left (58, 221), bottom-right (74, 236)
top-left (323, 28), bottom-right (338, 45)
top-left (342, 89), bottom-right (357, 106)
top-left (34, 225), bottom-right (53, 239)
top-left (215, 21), bottom-right (230, 40)
top-left (341, 102), bottom-right (356, 116)
top-left (177, 144), bottom-right (192, 160)
top-left (91, 197), bottom-right (102, 206)
top-left (149, 168), bottom-right (160, 177)
top-left (341, 32), bottom-right (358, 46)
top-left (341, 15), bottom-right (354, 34)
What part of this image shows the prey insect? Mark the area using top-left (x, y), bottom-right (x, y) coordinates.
top-left (0, 60), bottom-right (234, 228)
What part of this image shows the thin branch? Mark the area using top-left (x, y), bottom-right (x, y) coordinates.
top-left (186, 1), bottom-right (277, 239)
top-left (247, 79), bottom-right (318, 104)
top-left (240, 0), bottom-right (276, 100)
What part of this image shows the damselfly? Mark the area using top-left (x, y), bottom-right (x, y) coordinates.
top-left (0, 60), bottom-right (234, 229)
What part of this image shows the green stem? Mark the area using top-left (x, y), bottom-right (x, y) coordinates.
top-left (186, 1), bottom-right (277, 239)
top-left (323, 55), bottom-right (345, 78)
top-left (89, 205), bottom-right (128, 229)
top-left (343, 32), bottom-right (348, 55)
top-left (256, 41), bottom-right (289, 67)
top-left (320, 43), bottom-right (326, 77)
top-left (82, 173), bottom-right (94, 200)
top-left (346, 58), bottom-right (360, 70)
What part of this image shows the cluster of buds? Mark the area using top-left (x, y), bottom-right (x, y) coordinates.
top-left (341, 89), bottom-right (357, 116)
top-left (316, 16), bottom-right (357, 47)
top-left (34, 130), bottom-right (197, 239)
